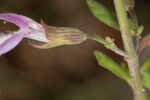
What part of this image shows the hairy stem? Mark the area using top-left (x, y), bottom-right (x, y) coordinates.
top-left (113, 0), bottom-right (148, 100)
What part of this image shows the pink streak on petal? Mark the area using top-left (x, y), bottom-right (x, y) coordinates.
top-left (0, 13), bottom-right (34, 28)
top-left (0, 33), bottom-right (24, 56)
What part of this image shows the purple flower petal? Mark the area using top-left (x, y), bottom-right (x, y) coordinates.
top-left (0, 13), bottom-right (47, 36)
top-left (0, 13), bottom-right (49, 42)
top-left (0, 32), bottom-right (24, 56)
top-left (0, 13), bottom-right (49, 56)
top-left (0, 13), bottom-right (35, 28)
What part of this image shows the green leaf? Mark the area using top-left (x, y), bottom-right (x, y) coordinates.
top-left (142, 72), bottom-right (150, 89)
top-left (140, 51), bottom-right (150, 89)
top-left (141, 51), bottom-right (150, 72)
top-left (137, 25), bottom-right (144, 36)
top-left (94, 51), bottom-right (130, 83)
top-left (87, 0), bottom-right (119, 30)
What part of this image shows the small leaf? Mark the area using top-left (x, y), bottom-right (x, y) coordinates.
top-left (137, 25), bottom-right (144, 36)
top-left (128, 19), bottom-right (137, 35)
top-left (87, 0), bottom-right (119, 30)
top-left (128, 20), bottom-right (144, 36)
top-left (94, 50), bottom-right (130, 83)
top-left (141, 51), bottom-right (150, 72)
top-left (142, 72), bottom-right (150, 89)
top-left (140, 51), bottom-right (150, 89)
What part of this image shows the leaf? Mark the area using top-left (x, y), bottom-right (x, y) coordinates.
top-left (140, 51), bottom-right (150, 89)
top-left (87, 0), bottom-right (119, 30)
top-left (142, 72), bottom-right (150, 89)
top-left (94, 51), bottom-right (130, 83)
top-left (137, 25), bottom-right (144, 36)
top-left (141, 51), bottom-right (150, 72)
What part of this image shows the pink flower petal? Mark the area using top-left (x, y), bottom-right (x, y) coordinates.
top-left (0, 13), bottom-right (34, 28)
top-left (0, 13), bottom-right (51, 56)
top-left (0, 32), bottom-right (24, 56)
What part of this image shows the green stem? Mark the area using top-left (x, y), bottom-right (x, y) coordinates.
top-left (113, 0), bottom-right (148, 100)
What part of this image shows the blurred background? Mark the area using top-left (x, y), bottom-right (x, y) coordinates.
top-left (0, 0), bottom-right (150, 100)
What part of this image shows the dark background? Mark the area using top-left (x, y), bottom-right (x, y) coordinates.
top-left (0, 0), bottom-right (150, 100)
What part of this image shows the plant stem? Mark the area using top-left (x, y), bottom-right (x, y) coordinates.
top-left (90, 34), bottom-right (127, 57)
top-left (113, 0), bottom-right (148, 100)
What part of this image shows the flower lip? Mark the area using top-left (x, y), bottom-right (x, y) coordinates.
top-left (0, 13), bottom-right (31, 28)
top-left (0, 31), bottom-right (24, 56)
top-left (0, 13), bottom-right (46, 34)
top-left (0, 13), bottom-right (49, 42)
top-left (0, 13), bottom-right (50, 56)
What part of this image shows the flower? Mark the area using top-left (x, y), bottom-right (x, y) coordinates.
top-left (0, 13), bottom-right (88, 56)
top-left (0, 13), bottom-right (49, 56)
